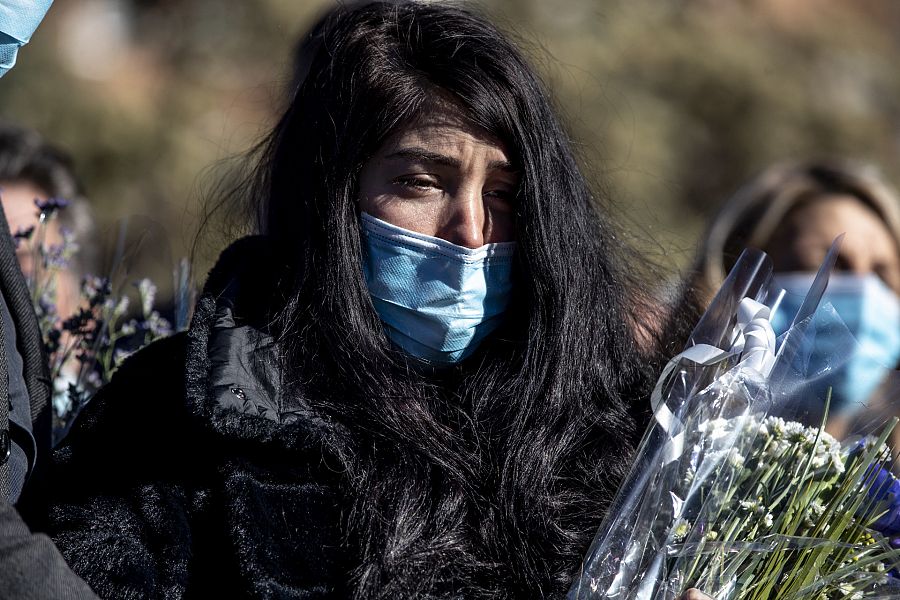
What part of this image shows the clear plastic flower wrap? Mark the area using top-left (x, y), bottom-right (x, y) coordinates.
top-left (570, 239), bottom-right (900, 599)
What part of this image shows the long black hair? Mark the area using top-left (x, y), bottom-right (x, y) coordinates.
top-left (237, 2), bottom-right (668, 597)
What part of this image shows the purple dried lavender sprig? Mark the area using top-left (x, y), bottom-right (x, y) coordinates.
top-left (113, 347), bottom-right (131, 367)
top-left (80, 275), bottom-right (112, 308)
top-left (120, 319), bottom-right (137, 337)
top-left (44, 328), bottom-right (61, 355)
top-left (65, 382), bottom-right (90, 411)
top-left (135, 279), bottom-right (156, 318)
top-left (37, 292), bottom-right (57, 318)
top-left (145, 311), bottom-right (173, 338)
top-left (84, 370), bottom-right (102, 390)
top-left (43, 244), bottom-right (71, 270)
top-left (34, 197), bottom-right (70, 218)
top-left (12, 225), bottom-right (34, 248)
top-left (44, 228), bottom-right (79, 267)
top-left (62, 307), bottom-right (95, 335)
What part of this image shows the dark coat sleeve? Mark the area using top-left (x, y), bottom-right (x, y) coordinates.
top-left (43, 333), bottom-right (201, 600)
top-left (0, 500), bottom-right (99, 600)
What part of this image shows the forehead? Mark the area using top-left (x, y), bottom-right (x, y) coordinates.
top-left (0, 180), bottom-right (48, 200)
top-left (792, 194), bottom-right (884, 228)
top-left (789, 194), bottom-right (899, 250)
top-left (378, 108), bottom-right (511, 160)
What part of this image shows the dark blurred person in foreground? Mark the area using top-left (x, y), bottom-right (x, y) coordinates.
top-left (690, 159), bottom-right (900, 440)
top-left (0, 0), bottom-right (97, 597)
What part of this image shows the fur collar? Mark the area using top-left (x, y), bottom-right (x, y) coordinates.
top-left (182, 236), bottom-right (334, 455)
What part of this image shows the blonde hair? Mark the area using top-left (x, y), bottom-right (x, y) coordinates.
top-left (692, 159), bottom-right (900, 302)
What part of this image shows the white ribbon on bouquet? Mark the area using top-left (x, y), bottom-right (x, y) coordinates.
top-left (650, 297), bottom-right (776, 465)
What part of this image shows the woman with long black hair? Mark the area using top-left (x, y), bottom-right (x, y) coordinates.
top-left (43, 2), bottom-right (686, 598)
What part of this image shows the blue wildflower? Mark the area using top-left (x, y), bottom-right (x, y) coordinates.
top-left (864, 465), bottom-right (900, 536)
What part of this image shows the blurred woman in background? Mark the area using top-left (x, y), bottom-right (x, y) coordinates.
top-left (689, 159), bottom-right (900, 437)
top-left (0, 121), bottom-right (96, 331)
top-left (43, 2), bottom-right (688, 598)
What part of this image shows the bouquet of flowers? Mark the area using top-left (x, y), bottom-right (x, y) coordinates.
top-left (570, 240), bottom-right (900, 599)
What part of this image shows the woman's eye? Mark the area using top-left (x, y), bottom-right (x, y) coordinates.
top-left (484, 189), bottom-right (515, 202)
top-left (393, 176), bottom-right (439, 191)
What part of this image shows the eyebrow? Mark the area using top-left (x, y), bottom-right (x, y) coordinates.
top-left (386, 147), bottom-right (518, 173)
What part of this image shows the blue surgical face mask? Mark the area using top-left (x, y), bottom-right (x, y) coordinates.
top-left (770, 272), bottom-right (900, 415)
top-left (0, 0), bottom-right (53, 78)
top-left (360, 212), bottom-right (515, 364)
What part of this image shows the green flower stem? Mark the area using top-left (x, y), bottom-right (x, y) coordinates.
top-left (673, 399), bottom-right (900, 600)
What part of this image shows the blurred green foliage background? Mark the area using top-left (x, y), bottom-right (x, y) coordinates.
top-left (3, 0), bottom-right (900, 293)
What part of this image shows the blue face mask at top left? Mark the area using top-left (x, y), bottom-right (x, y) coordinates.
top-left (0, 0), bottom-right (53, 78)
top-left (771, 272), bottom-right (900, 417)
top-left (360, 212), bottom-right (516, 364)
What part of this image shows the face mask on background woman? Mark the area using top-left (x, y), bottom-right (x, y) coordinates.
top-left (771, 272), bottom-right (900, 416)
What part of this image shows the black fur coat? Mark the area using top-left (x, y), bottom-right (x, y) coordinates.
top-left (42, 236), bottom-right (668, 599)
top-left (44, 238), bottom-right (352, 599)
